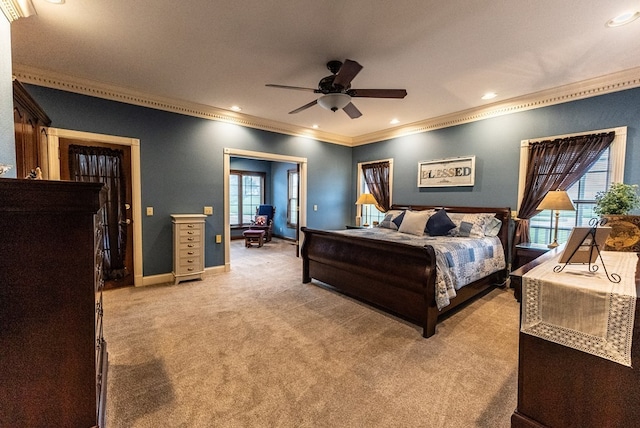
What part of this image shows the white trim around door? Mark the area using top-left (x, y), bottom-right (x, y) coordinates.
top-left (223, 148), bottom-right (308, 272)
top-left (47, 128), bottom-right (144, 286)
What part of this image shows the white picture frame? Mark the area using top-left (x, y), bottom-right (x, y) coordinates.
top-left (417, 156), bottom-right (475, 188)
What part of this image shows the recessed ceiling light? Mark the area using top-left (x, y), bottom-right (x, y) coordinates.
top-left (389, 118), bottom-right (399, 125)
top-left (481, 92), bottom-right (497, 100)
top-left (45, 0), bottom-right (65, 4)
top-left (606, 11), bottom-right (640, 27)
top-left (230, 105), bottom-right (241, 112)
top-left (312, 124), bottom-right (319, 129)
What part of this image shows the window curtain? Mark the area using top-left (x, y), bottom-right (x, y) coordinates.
top-left (362, 161), bottom-right (391, 212)
top-left (69, 145), bottom-right (127, 280)
top-left (514, 131), bottom-right (615, 246)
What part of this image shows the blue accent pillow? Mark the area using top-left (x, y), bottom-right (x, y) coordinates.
top-left (392, 210), bottom-right (406, 229)
top-left (426, 209), bottom-right (456, 236)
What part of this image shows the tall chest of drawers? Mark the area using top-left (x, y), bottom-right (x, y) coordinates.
top-left (171, 214), bottom-right (207, 284)
top-left (0, 179), bottom-right (107, 427)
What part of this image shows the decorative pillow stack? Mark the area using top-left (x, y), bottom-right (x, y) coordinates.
top-left (397, 209), bottom-right (434, 236)
top-left (447, 212), bottom-right (498, 237)
top-left (378, 210), bottom-right (405, 230)
top-left (378, 208), bottom-right (502, 238)
top-left (255, 215), bottom-right (268, 226)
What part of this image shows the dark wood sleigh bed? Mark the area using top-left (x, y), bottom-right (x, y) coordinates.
top-left (301, 205), bottom-right (511, 338)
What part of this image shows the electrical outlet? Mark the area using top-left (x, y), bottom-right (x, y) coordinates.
top-left (204, 206), bottom-right (213, 215)
top-left (146, 206), bottom-right (154, 216)
top-left (215, 234), bottom-right (222, 243)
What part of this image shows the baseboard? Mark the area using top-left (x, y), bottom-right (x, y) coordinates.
top-left (140, 265), bottom-right (226, 286)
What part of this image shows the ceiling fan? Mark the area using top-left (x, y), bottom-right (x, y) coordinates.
top-left (265, 59), bottom-right (407, 119)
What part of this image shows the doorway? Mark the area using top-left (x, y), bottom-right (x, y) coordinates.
top-left (47, 128), bottom-right (144, 287)
top-left (223, 148), bottom-right (307, 271)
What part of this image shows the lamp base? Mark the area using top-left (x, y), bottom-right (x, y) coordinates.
top-left (547, 241), bottom-right (559, 248)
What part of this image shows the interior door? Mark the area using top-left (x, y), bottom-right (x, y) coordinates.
top-left (59, 138), bottom-right (134, 288)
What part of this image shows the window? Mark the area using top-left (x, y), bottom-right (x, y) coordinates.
top-left (518, 127), bottom-right (626, 245)
top-left (287, 168), bottom-right (298, 228)
top-left (229, 170), bottom-right (265, 226)
top-left (357, 159), bottom-right (393, 225)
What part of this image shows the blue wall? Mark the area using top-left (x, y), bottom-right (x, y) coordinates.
top-left (0, 18), bottom-right (15, 177)
top-left (20, 84), bottom-right (640, 278)
top-left (24, 85), bottom-right (352, 276)
top-left (353, 88), bottom-right (640, 213)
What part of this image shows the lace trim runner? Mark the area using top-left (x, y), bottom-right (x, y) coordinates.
top-left (522, 251), bottom-right (638, 367)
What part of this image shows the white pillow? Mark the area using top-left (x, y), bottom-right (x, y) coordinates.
top-left (398, 210), bottom-right (432, 236)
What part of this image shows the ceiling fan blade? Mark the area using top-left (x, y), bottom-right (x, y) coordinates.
top-left (289, 99), bottom-right (318, 114)
top-left (348, 89), bottom-right (408, 98)
top-left (333, 59), bottom-right (363, 89)
top-left (266, 84), bottom-right (317, 92)
top-left (343, 102), bottom-right (362, 119)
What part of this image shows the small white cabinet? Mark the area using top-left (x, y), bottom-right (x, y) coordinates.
top-left (171, 214), bottom-right (206, 284)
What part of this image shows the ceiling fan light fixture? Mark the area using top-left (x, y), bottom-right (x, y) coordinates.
top-left (317, 93), bottom-right (351, 112)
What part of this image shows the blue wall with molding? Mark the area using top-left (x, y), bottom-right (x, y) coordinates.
top-left (18, 84), bottom-right (640, 278)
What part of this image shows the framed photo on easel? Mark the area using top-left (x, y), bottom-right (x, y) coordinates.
top-left (559, 226), bottom-right (612, 264)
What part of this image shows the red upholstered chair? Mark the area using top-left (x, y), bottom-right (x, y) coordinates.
top-left (250, 205), bottom-right (275, 242)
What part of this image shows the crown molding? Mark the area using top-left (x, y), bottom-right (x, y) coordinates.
top-left (11, 64), bottom-right (354, 147)
top-left (12, 64), bottom-right (640, 147)
top-left (1, 0), bottom-right (35, 22)
top-left (352, 66), bottom-right (640, 146)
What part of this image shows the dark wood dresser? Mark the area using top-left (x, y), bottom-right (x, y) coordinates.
top-left (0, 178), bottom-right (108, 427)
top-left (510, 249), bottom-right (640, 428)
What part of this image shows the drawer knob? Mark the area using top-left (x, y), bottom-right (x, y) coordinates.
top-left (187, 251), bottom-right (194, 255)
top-left (188, 231), bottom-right (194, 235)
top-left (187, 268), bottom-right (194, 272)
top-left (187, 259), bottom-right (194, 263)
top-left (188, 237), bottom-right (194, 241)
top-left (187, 224), bottom-right (194, 228)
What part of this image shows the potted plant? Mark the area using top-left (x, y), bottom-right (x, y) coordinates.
top-left (594, 183), bottom-right (640, 251)
top-left (594, 182), bottom-right (640, 215)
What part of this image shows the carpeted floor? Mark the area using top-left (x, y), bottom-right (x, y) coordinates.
top-left (103, 238), bottom-right (520, 427)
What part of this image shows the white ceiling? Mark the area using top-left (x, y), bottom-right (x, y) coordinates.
top-left (9, 0), bottom-right (640, 141)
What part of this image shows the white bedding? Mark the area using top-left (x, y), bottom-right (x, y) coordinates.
top-left (334, 227), bottom-right (506, 309)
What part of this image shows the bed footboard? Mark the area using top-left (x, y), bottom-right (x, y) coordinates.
top-left (301, 227), bottom-right (440, 337)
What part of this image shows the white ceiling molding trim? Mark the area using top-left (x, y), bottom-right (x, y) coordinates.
top-left (13, 64), bottom-right (640, 147)
top-left (1, 0), bottom-right (35, 22)
top-left (12, 64), bottom-right (352, 146)
top-left (352, 66), bottom-right (640, 146)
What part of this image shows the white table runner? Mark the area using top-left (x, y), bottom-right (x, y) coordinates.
top-left (522, 251), bottom-right (638, 367)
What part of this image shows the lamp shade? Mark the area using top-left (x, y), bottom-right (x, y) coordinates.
top-left (537, 190), bottom-right (576, 211)
top-left (355, 193), bottom-right (377, 205)
top-left (317, 93), bottom-right (351, 112)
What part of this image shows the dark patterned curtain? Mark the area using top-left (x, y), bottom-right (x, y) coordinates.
top-left (69, 145), bottom-right (127, 280)
top-left (362, 161), bottom-right (391, 212)
top-left (514, 131), bottom-right (615, 246)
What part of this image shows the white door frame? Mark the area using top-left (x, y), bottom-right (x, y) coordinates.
top-left (223, 147), bottom-right (307, 271)
top-left (47, 128), bottom-right (144, 286)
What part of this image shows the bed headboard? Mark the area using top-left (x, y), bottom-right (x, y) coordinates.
top-left (390, 204), bottom-right (511, 257)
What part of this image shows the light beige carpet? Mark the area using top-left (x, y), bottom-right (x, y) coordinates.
top-left (103, 238), bottom-right (519, 427)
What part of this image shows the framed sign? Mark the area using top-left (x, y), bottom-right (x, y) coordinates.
top-left (418, 156), bottom-right (475, 188)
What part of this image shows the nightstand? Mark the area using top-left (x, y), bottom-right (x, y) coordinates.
top-left (513, 242), bottom-right (551, 270)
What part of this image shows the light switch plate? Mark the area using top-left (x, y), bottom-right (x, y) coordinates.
top-left (146, 206), bottom-right (154, 216)
top-left (204, 206), bottom-right (213, 215)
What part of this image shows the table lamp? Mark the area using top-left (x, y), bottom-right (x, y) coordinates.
top-left (537, 190), bottom-right (576, 248)
top-left (355, 193), bottom-right (377, 227)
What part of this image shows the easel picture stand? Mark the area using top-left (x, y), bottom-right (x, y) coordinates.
top-left (553, 218), bottom-right (621, 283)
